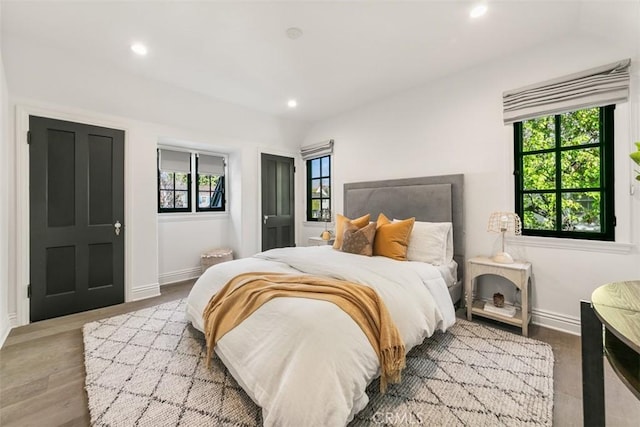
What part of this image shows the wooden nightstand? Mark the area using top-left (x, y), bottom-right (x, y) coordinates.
top-left (465, 256), bottom-right (532, 336)
top-left (308, 236), bottom-right (334, 246)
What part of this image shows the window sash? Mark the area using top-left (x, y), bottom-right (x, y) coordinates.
top-left (158, 170), bottom-right (192, 213)
top-left (306, 155), bottom-right (331, 221)
top-left (514, 106), bottom-right (614, 241)
top-left (196, 154), bottom-right (225, 212)
top-left (196, 173), bottom-right (225, 212)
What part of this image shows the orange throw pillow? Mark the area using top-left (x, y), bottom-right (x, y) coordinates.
top-left (373, 213), bottom-right (415, 261)
top-left (333, 213), bottom-right (371, 249)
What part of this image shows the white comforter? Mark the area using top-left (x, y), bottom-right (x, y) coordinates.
top-left (185, 246), bottom-right (455, 426)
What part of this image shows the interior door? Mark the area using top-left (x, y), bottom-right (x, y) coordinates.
top-left (29, 116), bottom-right (125, 322)
top-left (261, 153), bottom-right (295, 251)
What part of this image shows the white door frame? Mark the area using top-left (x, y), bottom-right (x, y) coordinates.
top-left (15, 103), bottom-right (132, 326)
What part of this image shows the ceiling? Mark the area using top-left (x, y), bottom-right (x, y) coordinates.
top-left (2, 1), bottom-right (639, 122)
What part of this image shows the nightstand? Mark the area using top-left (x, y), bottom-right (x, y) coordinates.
top-left (465, 256), bottom-right (532, 336)
top-left (308, 236), bottom-right (334, 246)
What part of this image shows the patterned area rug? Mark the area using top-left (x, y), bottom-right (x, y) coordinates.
top-left (83, 299), bottom-right (554, 426)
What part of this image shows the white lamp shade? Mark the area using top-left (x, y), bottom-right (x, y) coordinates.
top-left (487, 212), bottom-right (521, 263)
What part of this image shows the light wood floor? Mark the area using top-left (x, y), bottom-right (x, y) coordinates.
top-left (1, 281), bottom-right (638, 426)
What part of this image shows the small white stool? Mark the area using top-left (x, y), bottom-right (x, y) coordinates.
top-left (200, 248), bottom-right (233, 273)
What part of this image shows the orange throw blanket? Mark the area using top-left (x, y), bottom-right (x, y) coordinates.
top-left (203, 272), bottom-right (406, 393)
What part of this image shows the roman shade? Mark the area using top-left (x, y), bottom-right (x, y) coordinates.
top-left (301, 139), bottom-right (334, 160)
top-left (198, 154), bottom-right (225, 175)
top-left (159, 149), bottom-right (190, 173)
top-left (503, 58), bottom-right (631, 124)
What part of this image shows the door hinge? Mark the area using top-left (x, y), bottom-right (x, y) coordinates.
top-left (27, 284), bottom-right (31, 298)
top-left (27, 131), bottom-right (32, 144)
top-left (293, 166), bottom-right (296, 173)
top-left (613, 216), bottom-right (617, 227)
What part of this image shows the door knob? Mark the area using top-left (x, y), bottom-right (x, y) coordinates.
top-left (263, 215), bottom-right (270, 225)
top-left (114, 220), bottom-right (122, 236)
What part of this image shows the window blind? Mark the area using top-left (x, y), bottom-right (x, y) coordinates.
top-left (503, 58), bottom-right (631, 124)
top-left (198, 154), bottom-right (225, 175)
top-left (300, 139), bottom-right (334, 161)
top-left (159, 149), bottom-right (191, 173)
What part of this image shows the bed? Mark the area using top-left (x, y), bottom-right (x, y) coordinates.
top-left (185, 174), bottom-right (464, 426)
top-left (343, 174), bottom-right (465, 304)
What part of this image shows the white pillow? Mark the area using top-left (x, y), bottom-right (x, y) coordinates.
top-left (395, 220), bottom-right (453, 265)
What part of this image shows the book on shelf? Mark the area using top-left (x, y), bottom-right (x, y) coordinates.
top-left (483, 302), bottom-right (517, 317)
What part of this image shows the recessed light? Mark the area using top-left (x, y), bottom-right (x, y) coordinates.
top-left (131, 43), bottom-right (148, 56)
top-left (470, 4), bottom-right (488, 18)
top-left (287, 99), bottom-right (298, 108)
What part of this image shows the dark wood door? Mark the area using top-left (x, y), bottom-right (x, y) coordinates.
top-left (261, 153), bottom-right (295, 251)
top-left (29, 116), bottom-right (125, 322)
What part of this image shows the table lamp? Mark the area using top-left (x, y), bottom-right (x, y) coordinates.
top-left (487, 212), bottom-right (522, 263)
top-left (320, 208), bottom-right (332, 240)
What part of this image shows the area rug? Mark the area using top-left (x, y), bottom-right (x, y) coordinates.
top-left (83, 299), bottom-right (554, 426)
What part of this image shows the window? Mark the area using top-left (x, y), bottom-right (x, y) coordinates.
top-left (196, 154), bottom-right (225, 212)
top-left (514, 105), bottom-right (614, 240)
top-left (158, 148), bottom-right (227, 214)
top-left (158, 149), bottom-right (191, 213)
top-left (306, 155), bottom-right (331, 221)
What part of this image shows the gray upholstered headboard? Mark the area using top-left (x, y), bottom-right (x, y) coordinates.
top-left (343, 174), bottom-right (465, 280)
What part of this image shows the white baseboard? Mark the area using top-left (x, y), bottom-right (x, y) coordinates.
top-left (0, 325), bottom-right (9, 348)
top-left (472, 298), bottom-right (581, 336)
top-left (130, 283), bottom-right (161, 301)
top-left (159, 267), bottom-right (201, 286)
top-left (532, 307), bottom-right (581, 336)
top-left (0, 313), bottom-right (17, 348)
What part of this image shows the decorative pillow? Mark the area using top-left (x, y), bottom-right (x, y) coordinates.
top-left (341, 222), bottom-right (377, 256)
top-left (373, 213), bottom-right (415, 261)
top-left (396, 220), bottom-right (453, 265)
top-left (332, 213), bottom-right (371, 249)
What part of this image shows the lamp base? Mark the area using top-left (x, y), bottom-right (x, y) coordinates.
top-left (320, 230), bottom-right (332, 241)
top-left (492, 252), bottom-right (515, 264)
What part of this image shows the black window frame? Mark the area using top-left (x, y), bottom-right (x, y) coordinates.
top-left (157, 149), bottom-right (192, 213)
top-left (514, 105), bottom-right (615, 241)
top-left (306, 155), bottom-right (331, 222)
top-left (195, 156), bottom-right (226, 212)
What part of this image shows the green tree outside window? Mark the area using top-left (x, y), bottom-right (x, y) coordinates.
top-left (514, 106), bottom-right (615, 241)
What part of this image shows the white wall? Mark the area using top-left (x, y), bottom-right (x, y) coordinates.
top-left (0, 4), bottom-right (14, 345)
top-left (300, 34), bottom-right (640, 334)
top-left (2, 36), bottom-right (308, 328)
top-left (158, 215), bottom-right (232, 284)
